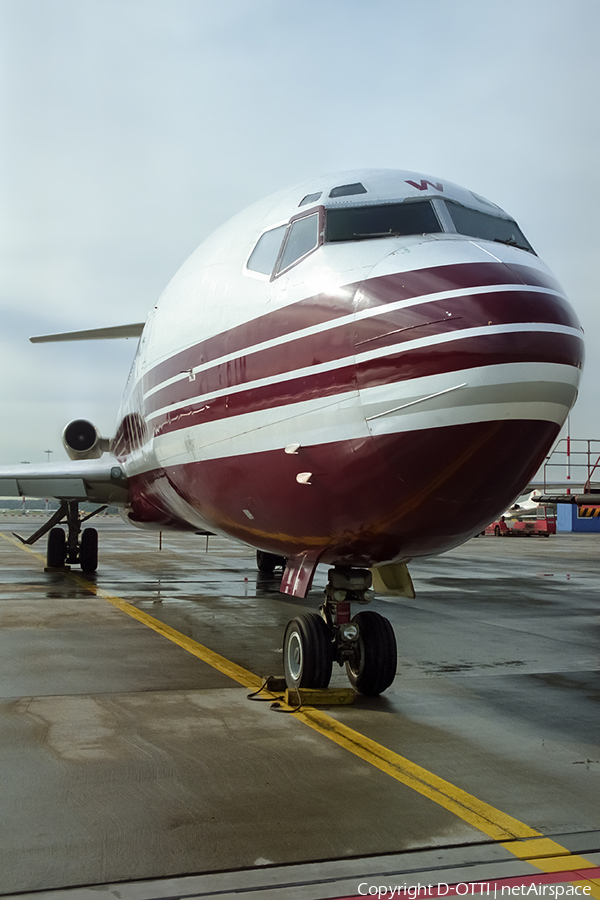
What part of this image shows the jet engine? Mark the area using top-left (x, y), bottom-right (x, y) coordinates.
top-left (62, 419), bottom-right (110, 460)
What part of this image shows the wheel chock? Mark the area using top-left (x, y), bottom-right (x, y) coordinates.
top-left (284, 687), bottom-right (355, 707)
top-left (263, 676), bottom-right (287, 692)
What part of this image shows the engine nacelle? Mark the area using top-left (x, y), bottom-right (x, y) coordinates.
top-left (62, 419), bottom-right (109, 460)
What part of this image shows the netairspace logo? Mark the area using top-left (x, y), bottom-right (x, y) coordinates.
top-left (356, 885), bottom-right (593, 899)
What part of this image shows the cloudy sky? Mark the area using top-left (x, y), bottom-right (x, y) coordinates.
top-left (1, 0), bottom-right (598, 465)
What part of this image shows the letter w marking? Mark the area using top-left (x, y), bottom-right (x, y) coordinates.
top-left (406, 179), bottom-right (444, 192)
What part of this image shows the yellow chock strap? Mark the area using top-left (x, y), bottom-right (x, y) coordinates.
top-left (284, 687), bottom-right (355, 707)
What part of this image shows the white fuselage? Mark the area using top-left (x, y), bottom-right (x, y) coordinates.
top-left (112, 169), bottom-right (583, 576)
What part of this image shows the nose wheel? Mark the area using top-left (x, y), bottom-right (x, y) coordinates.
top-left (283, 613), bottom-right (333, 689)
top-left (344, 609), bottom-right (397, 696)
top-left (281, 567), bottom-right (397, 696)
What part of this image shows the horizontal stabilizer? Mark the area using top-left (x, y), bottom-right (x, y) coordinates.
top-left (30, 323), bottom-right (145, 343)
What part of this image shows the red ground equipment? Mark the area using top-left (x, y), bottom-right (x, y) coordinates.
top-left (485, 506), bottom-right (556, 537)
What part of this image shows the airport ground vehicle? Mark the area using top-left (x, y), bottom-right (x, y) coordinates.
top-left (485, 507), bottom-right (556, 537)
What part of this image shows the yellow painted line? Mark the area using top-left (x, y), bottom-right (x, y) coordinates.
top-left (505, 838), bottom-right (597, 868)
top-left (85, 578), bottom-right (263, 691)
top-left (2, 529), bottom-right (599, 896)
top-left (0, 534), bottom-right (262, 689)
top-left (0, 533), bottom-right (263, 688)
top-left (0, 533), bottom-right (50, 564)
top-left (295, 704), bottom-right (537, 841)
top-left (498, 839), bottom-right (600, 898)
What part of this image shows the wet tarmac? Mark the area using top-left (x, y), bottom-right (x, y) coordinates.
top-left (0, 516), bottom-right (598, 899)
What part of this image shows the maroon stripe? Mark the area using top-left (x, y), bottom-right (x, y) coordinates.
top-left (143, 261), bottom-right (569, 392)
top-left (144, 289), bottom-right (352, 393)
top-left (144, 289), bottom-right (579, 416)
top-left (126, 419), bottom-right (560, 563)
top-left (356, 331), bottom-right (583, 393)
top-left (356, 261), bottom-right (564, 310)
top-left (152, 360), bottom-right (358, 436)
top-left (150, 331), bottom-right (583, 437)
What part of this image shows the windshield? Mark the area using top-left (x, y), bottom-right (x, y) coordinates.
top-left (445, 201), bottom-right (534, 253)
top-left (278, 213), bottom-right (319, 272)
top-left (325, 201), bottom-right (442, 242)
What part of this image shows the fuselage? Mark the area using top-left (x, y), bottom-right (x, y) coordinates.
top-left (113, 169), bottom-right (584, 570)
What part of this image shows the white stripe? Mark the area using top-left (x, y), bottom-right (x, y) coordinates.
top-left (365, 383), bottom-right (468, 420)
top-left (141, 282), bottom-right (569, 401)
top-left (145, 322), bottom-right (582, 423)
top-left (365, 400), bottom-right (569, 437)
top-left (146, 361), bottom-right (579, 469)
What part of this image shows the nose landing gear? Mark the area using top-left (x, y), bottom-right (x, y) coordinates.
top-left (282, 567), bottom-right (398, 696)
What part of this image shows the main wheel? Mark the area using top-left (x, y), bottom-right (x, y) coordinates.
top-left (283, 613), bottom-right (333, 689)
top-left (47, 528), bottom-right (66, 568)
top-left (79, 528), bottom-right (98, 573)
top-left (345, 610), bottom-right (397, 696)
top-left (256, 550), bottom-right (285, 574)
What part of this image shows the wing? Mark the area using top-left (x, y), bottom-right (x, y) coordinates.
top-left (0, 459), bottom-right (128, 505)
top-left (30, 323), bottom-right (145, 343)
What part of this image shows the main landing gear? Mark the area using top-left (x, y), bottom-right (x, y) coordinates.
top-left (14, 500), bottom-right (103, 573)
top-left (46, 501), bottom-right (100, 572)
top-left (283, 567), bottom-right (397, 696)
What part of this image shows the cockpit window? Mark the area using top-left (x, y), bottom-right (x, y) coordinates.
top-left (445, 201), bottom-right (534, 253)
top-left (329, 182), bottom-right (367, 198)
top-left (277, 213), bottom-right (319, 272)
top-left (299, 191), bottom-right (322, 207)
top-left (325, 201), bottom-right (442, 243)
top-left (246, 224), bottom-right (287, 274)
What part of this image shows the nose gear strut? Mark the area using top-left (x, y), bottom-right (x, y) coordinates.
top-left (282, 566), bottom-right (398, 696)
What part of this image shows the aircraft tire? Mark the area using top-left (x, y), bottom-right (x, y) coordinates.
top-left (256, 550), bottom-right (285, 574)
top-left (47, 528), bottom-right (67, 568)
top-left (80, 528), bottom-right (98, 573)
top-left (283, 613), bottom-right (332, 690)
top-left (346, 610), bottom-right (397, 696)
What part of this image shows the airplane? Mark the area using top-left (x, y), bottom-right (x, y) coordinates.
top-left (506, 490), bottom-right (547, 518)
top-left (0, 168), bottom-right (584, 696)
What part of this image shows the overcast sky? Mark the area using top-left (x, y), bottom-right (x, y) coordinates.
top-left (1, 0), bottom-right (598, 465)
